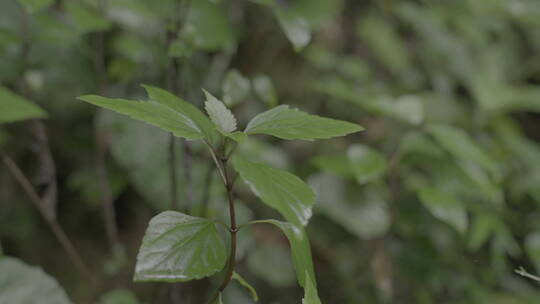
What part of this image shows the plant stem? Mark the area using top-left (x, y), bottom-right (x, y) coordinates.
top-left (207, 143), bottom-right (238, 304)
top-left (515, 266), bottom-right (540, 283)
top-left (2, 152), bottom-right (95, 284)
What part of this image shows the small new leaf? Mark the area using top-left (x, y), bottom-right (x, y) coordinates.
top-left (233, 158), bottom-right (315, 226)
top-left (203, 89), bottom-right (237, 133)
top-left (245, 105), bottom-right (363, 140)
top-left (134, 211), bottom-right (226, 282)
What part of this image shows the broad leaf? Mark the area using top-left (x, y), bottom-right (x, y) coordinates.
top-left (222, 70), bottom-right (250, 106)
top-left (143, 85), bottom-right (218, 141)
top-left (134, 211), bottom-right (226, 282)
top-left (233, 157), bottom-right (315, 226)
top-left (78, 95), bottom-right (204, 140)
top-left (0, 257), bottom-right (71, 304)
top-left (252, 220), bottom-right (320, 303)
top-left (0, 86), bottom-right (46, 123)
top-left (245, 105), bottom-right (363, 140)
top-left (204, 90), bottom-right (237, 133)
top-left (232, 272), bottom-right (259, 302)
top-left (347, 144), bottom-right (387, 184)
top-left (417, 187), bottom-right (467, 234)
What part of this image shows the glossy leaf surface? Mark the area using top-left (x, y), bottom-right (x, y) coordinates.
top-left (233, 158), bottom-right (315, 226)
top-left (134, 211), bottom-right (226, 282)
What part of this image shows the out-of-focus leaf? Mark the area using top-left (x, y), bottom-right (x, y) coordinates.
top-left (100, 288), bottom-right (139, 304)
top-left (275, 9), bottom-right (311, 52)
top-left (417, 187), bottom-right (468, 234)
top-left (0, 86), bottom-right (46, 123)
top-left (311, 154), bottom-right (353, 178)
top-left (427, 124), bottom-right (499, 177)
top-left (134, 211), bottom-right (226, 282)
top-left (167, 39), bottom-right (194, 59)
top-left (357, 15), bottom-right (411, 75)
top-left (65, 2), bottom-right (112, 34)
top-left (222, 70), bottom-right (250, 106)
top-left (253, 75), bottom-right (278, 107)
top-left (347, 144), bottom-right (387, 184)
top-left (183, 0), bottom-right (235, 51)
top-left (247, 242), bottom-right (296, 287)
top-left (232, 272), bottom-right (259, 302)
top-left (0, 257), bottom-right (71, 304)
top-left (233, 157), bottom-right (315, 226)
top-left (17, 0), bottom-right (53, 13)
top-left (204, 89), bottom-right (237, 133)
top-left (310, 174), bottom-right (391, 239)
top-left (525, 231), bottom-right (540, 273)
top-left (245, 105), bottom-right (363, 140)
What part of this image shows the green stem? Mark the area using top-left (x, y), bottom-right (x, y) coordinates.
top-left (207, 141), bottom-right (238, 304)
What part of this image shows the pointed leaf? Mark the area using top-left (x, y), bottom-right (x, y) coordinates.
top-left (233, 158), bottom-right (315, 226)
top-left (0, 257), bottom-right (71, 304)
top-left (134, 211), bottom-right (227, 282)
top-left (232, 272), bottom-right (259, 302)
top-left (204, 90), bottom-right (237, 133)
top-left (143, 85), bottom-right (218, 140)
top-left (245, 105), bottom-right (363, 140)
top-left (78, 95), bottom-right (204, 140)
top-left (417, 187), bottom-right (468, 234)
top-left (251, 220), bottom-right (320, 303)
top-left (0, 86), bottom-right (46, 124)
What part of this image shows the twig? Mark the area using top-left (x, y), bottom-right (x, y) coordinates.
top-left (515, 266), bottom-right (540, 283)
top-left (2, 152), bottom-right (94, 283)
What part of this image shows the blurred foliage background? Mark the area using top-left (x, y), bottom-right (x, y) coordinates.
top-left (2, 0), bottom-right (540, 303)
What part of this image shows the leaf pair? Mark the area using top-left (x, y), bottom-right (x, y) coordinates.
top-left (79, 85), bottom-right (362, 144)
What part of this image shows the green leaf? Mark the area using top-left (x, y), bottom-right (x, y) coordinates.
top-left (143, 85), bottom-right (218, 141)
top-left (225, 131), bottom-right (247, 143)
top-left (302, 272), bottom-right (322, 304)
top-left (426, 124), bottom-right (499, 177)
top-left (233, 157), bottom-right (315, 226)
top-left (204, 90), bottom-right (237, 133)
top-left (17, 0), bottom-right (54, 13)
top-left (247, 243), bottom-right (296, 287)
top-left (222, 70), bottom-right (250, 106)
top-left (0, 86), bottom-right (47, 124)
top-left (347, 144), bottom-right (387, 184)
top-left (251, 220), bottom-right (320, 303)
top-left (134, 211), bottom-right (227, 282)
top-left (78, 95), bottom-right (204, 140)
top-left (65, 2), bottom-right (111, 34)
top-left (253, 75), bottom-right (278, 107)
top-left (417, 187), bottom-right (468, 234)
top-left (275, 9), bottom-right (311, 51)
top-left (232, 272), bottom-right (259, 302)
top-left (245, 105), bottom-right (363, 140)
top-left (100, 288), bottom-right (139, 304)
top-left (0, 257), bottom-right (71, 303)
top-left (183, 0), bottom-right (235, 51)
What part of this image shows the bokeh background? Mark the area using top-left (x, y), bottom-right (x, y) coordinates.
top-left (2, 0), bottom-right (540, 303)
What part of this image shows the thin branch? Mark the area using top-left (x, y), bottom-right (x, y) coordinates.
top-left (515, 266), bottom-right (540, 283)
top-left (2, 152), bottom-right (94, 283)
top-left (207, 143), bottom-right (238, 304)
